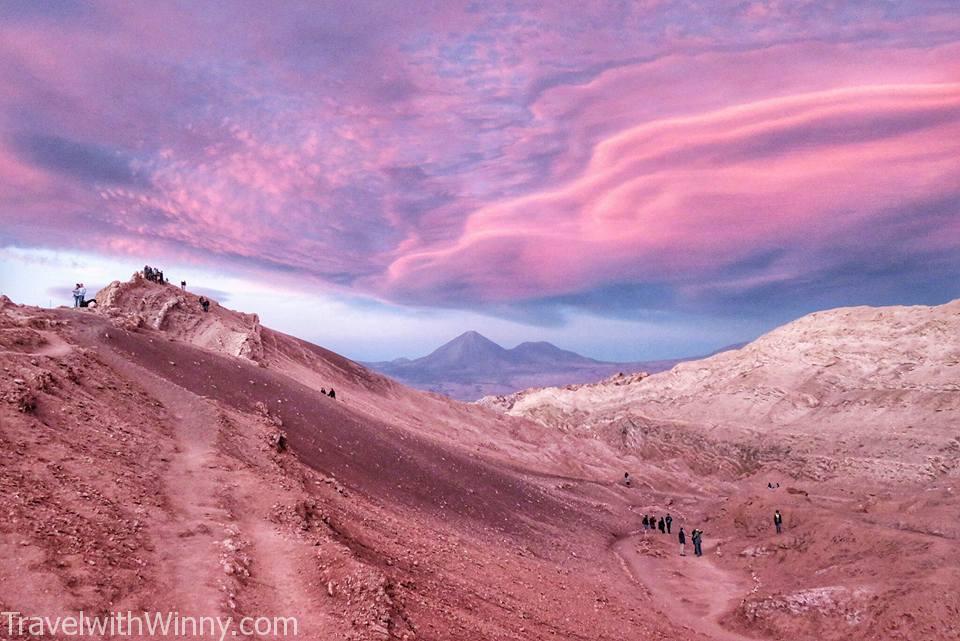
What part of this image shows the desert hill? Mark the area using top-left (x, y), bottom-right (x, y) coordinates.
top-left (480, 300), bottom-right (960, 482)
top-left (475, 300), bottom-right (960, 640)
top-left (0, 276), bottom-right (673, 640)
top-left (1, 279), bottom-right (957, 641)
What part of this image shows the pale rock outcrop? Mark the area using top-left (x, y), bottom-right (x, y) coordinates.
top-left (481, 300), bottom-right (960, 481)
top-left (94, 275), bottom-right (265, 363)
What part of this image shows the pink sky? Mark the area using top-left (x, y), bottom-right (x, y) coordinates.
top-left (1, 1), bottom-right (958, 359)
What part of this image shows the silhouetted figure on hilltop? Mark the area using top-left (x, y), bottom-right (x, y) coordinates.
top-left (181, 280), bottom-right (186, 290)
top-left (143, 265), bottom-right (167, 283)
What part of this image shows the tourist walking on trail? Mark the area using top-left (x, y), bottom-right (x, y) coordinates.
top-left (774, 509), bottom-right (783, 534)
top-left (692, 529), bottom-right (703, 556)
top-left (678, 527), bottom-right (686, 555)
top-left (665, 514), bottom-right (673, 534)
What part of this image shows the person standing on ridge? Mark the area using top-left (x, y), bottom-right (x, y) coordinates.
top-left (180, 280), bottom-right (186, 290)
top-left (678, 527), bottom-right (686, 556)
top-left (774, 509), bottom-right (783, 534)
top-left (665, 514), bottom-right (673, 534)
top-left (72, 283), bottom-right (81, 307)
top-left (78, 283), bottom-right (86, 306)
top-left (658, 516), bottom-right (666, 534)
top-left (642, 515), bottom-right (649, 530)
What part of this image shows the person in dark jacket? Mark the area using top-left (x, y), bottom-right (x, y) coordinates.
top-left (623, 472), bottom-right (631, 487)
top-left (642, 515), bottom-right (649, 530)
top-left (678, 527), bottom-right (686, 555)
top-left (328, 388), bottom-right (336, 399)
top-left (692, 529), bottom-right (703, 556)
top-left (665, 514), bottom-right (673, 534)
top-left (774, 510), bottom-right (783, 534)
top-left (658, 517), bottom-right (666, 534)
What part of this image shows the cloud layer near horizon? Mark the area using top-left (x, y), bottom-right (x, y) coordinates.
top-left (2, 1), bottom-right (959, 325)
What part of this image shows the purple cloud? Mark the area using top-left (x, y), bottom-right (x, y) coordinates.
top-left (0, 1), bottom-right (958, 326)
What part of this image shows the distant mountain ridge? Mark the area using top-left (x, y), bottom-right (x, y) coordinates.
top-left (364, 331), bottom-right (692, 400)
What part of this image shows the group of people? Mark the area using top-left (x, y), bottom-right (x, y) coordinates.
top-left (143, 265), bottom-right (165, 283)
top-left (71, 283), bottom-right (87, 307)
top-left (637, 494), bottom-right (784, 558)
top-left (144, 265), bottom-right (209, 313)
top-left (320, 387), bottom-right (337, 400)
top-left (642, 511), bottom-right (702, 557)
top-left (642, 513), bottom-right (672, 534)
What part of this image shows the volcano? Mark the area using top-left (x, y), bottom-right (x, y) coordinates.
top-left (365, 330), bottom-right (689, 400)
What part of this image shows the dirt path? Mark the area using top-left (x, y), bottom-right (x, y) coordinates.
top-left (613, 532), bottom-right (763, 641)
top-left (35, 332), bottom-right (74, 357)
top-left (97, 351), bottom-right (231, 619)
top-left (0, 330), bottom-right (75, 358)
top-left (233, 481), bottom-right (339, 637)
top-left (99, 343), bottom-right (339, 636)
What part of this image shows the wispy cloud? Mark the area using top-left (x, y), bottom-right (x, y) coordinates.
top-left (0, 1), bottom-right (958, 338)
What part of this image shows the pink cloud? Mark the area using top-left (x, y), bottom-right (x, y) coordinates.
top-left (382, 82), bottom-right (960, 303)
top-left (1, 2), bottom-right (959, 317)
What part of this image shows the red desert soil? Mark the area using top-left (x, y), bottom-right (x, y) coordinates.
top-left (0, 279), bottom-right (958, 640)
